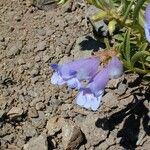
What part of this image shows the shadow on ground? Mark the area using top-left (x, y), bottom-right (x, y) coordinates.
top-left (79, 36), bottom-right (105, 52)
top-left (95, 86), bottom-right (150, 149)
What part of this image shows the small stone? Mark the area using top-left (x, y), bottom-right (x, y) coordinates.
top-left (36, 41), bottom-right (46, 51)
top-left (35, 55), bottom-right (41, 62)
top-left (46, 28), bottom-right (55, 36)
top-left (79, 114), bottom-right (108, 146)
top-left (26, 0), bottom-right (34, 6)
top-left (23, 123), bottom-right (37, 138)
top-left (107, 78), bottom-right (121, 89)
top-left (0, 36), bottom-right (4, 42)
top-left (7, 45), bottom-right (21, 57)
top-left (33, 0), bottom-right (57, 10)
top-left (3, 133), bottom-right (15, 143)
top-left (30, 68), bottom-right (40, 77)
top-left (46, 116), bottom-right (64, 136)
top-left (28, 107), bottom-right (39, 118)
top-left (60, 36), bottom-right (69, 45)
top-left (31, 111), bottom-right (46, 128)
top-left (43, 54), bottom-right (50, 63)
top-left (37, 28), bottom-right (46, 36)
top-left (102, 92), bottom-right (119, 109)
top-left (115, 83), bottom-right (127, 95)
top-left (16, 134), bottom-right (26, 148)
top-left (62, 120), bottom-right (83, 150)
top-left (17, 56), bottom-right (26, 65)
top-left (14, 15), bottom-right (21, 22)
top-left (23, 134), bottom-right (48, 150)
top-left (35, 102), bottom-right (45, 110)
top-left (7, 106), bottom-right (24, 119)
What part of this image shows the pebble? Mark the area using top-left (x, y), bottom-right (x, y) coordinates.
top-left (37, 28), bottom-right (46, 36)
top-left (7, 45), bottom-right (21, 57)
top-left (0, 35), bottom-right (5, 42)
top-left (35, 55), bottom-right (41, 62)
top-left (7, 106), bottom-right (24, 119)
top-left (36, 41), bottom-right (46, 51)
top-left (28, 107), bottom-right (39, 118)
top-left (17, 56), bottom-right (26, 65)
top-left (115, 83), bottom-right (127, 95)
top-left (102, 92), bottom-right (119, 110)
top-left (23, 123), bottom-right (37, 138)
top-left (30, 68), bottom-right (40, 77)
top-left (43, 54), bottom-right (50, 63)
top-left (46, 116), bottom-right (64, 136)
top-left (60, 36), bottom-right (69, 45)
top-left (79, 114), bottom-right (108, 146)
top-left (3, 133), bottom-right (15, 143)
top-left (23, 134), bottom-right (48, 150)
top-left (62, 120), bottom-right (83, 150)
top-left (107, 78), bottom-right (121, 89)
top-left (35, 102), bottom-right (45, 111)
top-left (31, 111), bottom-right (46, 128)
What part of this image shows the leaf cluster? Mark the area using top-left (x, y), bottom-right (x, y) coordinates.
top-left (57, 0), bottom-right (150, 75)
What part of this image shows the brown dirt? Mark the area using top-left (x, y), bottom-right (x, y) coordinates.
top-left (0, 0), bottom-right (150, 150)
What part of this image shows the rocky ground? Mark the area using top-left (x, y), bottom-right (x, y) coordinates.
top-left (0, 0), bottom-right (150, 150)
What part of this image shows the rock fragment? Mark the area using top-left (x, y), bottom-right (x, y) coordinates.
top-left (28, 107), bottom-right (39, 118)
top-left (46, 116), bottom-right (64, 136)
top-left (79, 114), bottom-right (108, 146)
top-left (62, 120), bottom-right (83, 150)
top-left (7, 106), bottom-right (24, 119)
top-left (23, 134), bottom-right (48, 150)
top-left (31, 111), bottom-right (46, 128)
top-left (35, 41), bottom-right (46, 52)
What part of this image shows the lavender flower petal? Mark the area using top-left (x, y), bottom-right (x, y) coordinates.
top-left (145, 23), bottom-right (150, 43)
top-left (107, 56), bottom-right (123, 79)
top-left (51, 72), bottom-right (66, 85)
top-left (88, 68), bottom-right (109, 97)
top-left (66, 78), bottom-right (81, 89)
top-left (76, 89), bottom-right (103, 111)
top-left (50, 57), bottom-right (100, 88)
top-left (145, 4), bottom-right (150, 25)
top-left (76, 91), bottom-right (87, 106)
top-left (145, 4), bottom-right (150, 42)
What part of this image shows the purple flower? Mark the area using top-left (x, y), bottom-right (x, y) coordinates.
top-left (76, 56), bottom-right (123, 111)
top-left (76, 68), bottom-right (109, 111)
top-left (107, 56), bottom-right (123, 79)
top-left (145, 4), bottom-right (150, 43)
top-left (50, 57), bottom-right (100, 89)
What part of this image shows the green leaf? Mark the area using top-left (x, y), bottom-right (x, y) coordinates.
top-left (122, 29), bottom-right (131, 63)
top-left (122, 0), bottom-right (134, 23)
top-left (133, 0), bottom-right (147, 22)
top-left (131, 51), bottom-right (150, 66)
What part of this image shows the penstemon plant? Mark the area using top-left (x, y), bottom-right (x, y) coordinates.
top-left (58, 0), bottom-right (150, 76)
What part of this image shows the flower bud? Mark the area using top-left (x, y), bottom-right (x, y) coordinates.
top-left (108, 19), bottom-right (117, 35)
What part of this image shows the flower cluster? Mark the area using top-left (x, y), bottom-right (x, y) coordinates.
top-left (50, 56), bottom-right (123, 111)
top-left (145, 3), bottom-right (150, 43)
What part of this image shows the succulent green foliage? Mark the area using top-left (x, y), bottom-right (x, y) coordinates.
top-left (57, 0), bottom-right (150, 75)
top-left (118, 29), bottom-right (150, 74)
